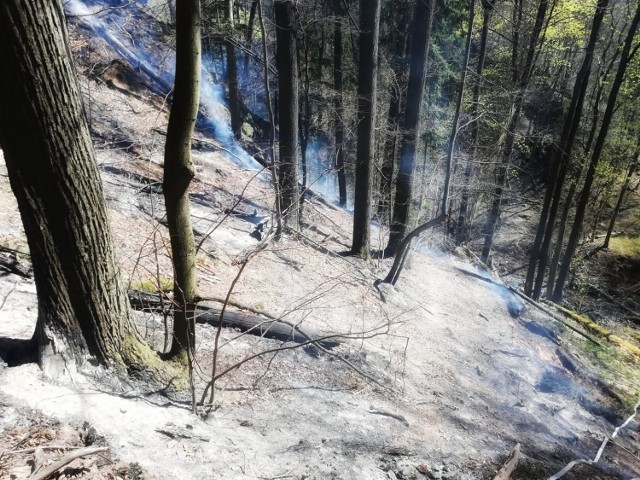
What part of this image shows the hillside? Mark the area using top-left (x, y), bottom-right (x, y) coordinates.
top-left (1, 2), bottom-right (639, 480)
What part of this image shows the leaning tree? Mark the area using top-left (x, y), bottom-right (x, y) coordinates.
top-left (0, 0), bottom-right (162, 377)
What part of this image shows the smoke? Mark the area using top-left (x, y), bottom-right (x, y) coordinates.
top-left (65, 0), bottom-right (262, 170)
top-left (303, 139), bottom-right (339, 203)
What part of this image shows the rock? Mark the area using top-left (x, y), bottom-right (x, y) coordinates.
top-left (388, 470), bottom-right (398, 480)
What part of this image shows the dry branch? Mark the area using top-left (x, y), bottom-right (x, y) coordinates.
top-left (28, 447), bottom-right (108, 480)
top-left (493, 443), bottom-right (521, 480)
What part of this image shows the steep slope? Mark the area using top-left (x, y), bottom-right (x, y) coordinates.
top-left (0, 3), bottom-right (639, 479)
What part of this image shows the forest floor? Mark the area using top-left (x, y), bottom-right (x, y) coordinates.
top-left (1, 3), bottom-right (640, 479)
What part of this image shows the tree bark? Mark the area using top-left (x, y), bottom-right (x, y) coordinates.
top-left (275, 0), bottom-right (300, 231)
top-left (385, 0), bottom-right (435, 257)
top-left (333, 0), bottom-right (347, 207)
top-left (552, 0), bottom-right (640, 302)
top-left (351, 0), bottom-right (382, 258)
top-left (0, 0), bottom-right (158, 375)
top-left (378, 89), bottom-right (401, 223)
top-left (224, 0), bottom-right (242, 139)
top-left (163, 0), bottom-right (201, 359)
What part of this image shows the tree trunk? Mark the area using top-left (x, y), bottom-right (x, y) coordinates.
top-left (553, 0), bottom-right (640, 302)
top-left (333, 0), bottom-right (347, 207)
top-left (385, 0), bottom-right (435, 257)
top-left (351, 0), bottom-right (382, 258)
top-left (444, 0), bottom-right (475, 235)
top-left (0, 0), bottom-right (159, 375)
top-left (378, 89), bottom-right (401, 223)
top-left (275, 0), bottom-right (300, 231)
top-left (243, 0), bottom-right (258, 74)
top-left (603, 152), bottom-right (638, 249)
top-left (163, 0), bottom-right (201, 359)
top-left (457, 0), bottom-right (494, 245)
top-left (480, 0), bottom-right (550, 264)
top-left (527, 0), bottom-right (610, 300)
top-left (224, 0), bottom-right (242, 139)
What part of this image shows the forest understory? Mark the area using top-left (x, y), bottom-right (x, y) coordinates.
top-left (0, 1), bottom-right (639, 479)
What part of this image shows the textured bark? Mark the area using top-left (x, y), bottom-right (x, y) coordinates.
top-left (275, 0), bottom-right (300, 231)
top-left (0, 0), bottom-right (157, 374)
top-left (553, 0), bottom-right (640, 302)
top-left (164, 0), bottom-right (201, 358)
top-left (480, 0), bottom-right (549, 264)
top-left (333, 0), bottom-right (347, 207)
top-left (351, 0), bottom-right (382, 257)
top-left (457, 0), bottom-right (494, 245)
top-left (224, 0), bottom-right (242, 139)
top-left (385, 0), bottom-right (435, 257)
top-left (526, 0), bottom-right (609, 300)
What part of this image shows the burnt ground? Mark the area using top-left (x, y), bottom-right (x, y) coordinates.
top-left (1, 2), bottom-right (640, 479)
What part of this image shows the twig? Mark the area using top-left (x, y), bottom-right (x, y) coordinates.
top-left (548, 400), bottom-right (640, 479)
top-left (367, 406), bottom-right (410, 426)
top-left (27, 447), bottom-right (108, 480)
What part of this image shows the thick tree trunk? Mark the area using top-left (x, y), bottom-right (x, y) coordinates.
top-left (385, 0), bottom-right (435, 257)
top-left (333, 0), bottom-right (347, 207)
top-left (457, 0), bottom-right (494, 245)
top-left (480, 0), bottom-right (549, 264)
top-left (526, 0), bottom-right (610, 300)
top-left (275, 0), bottom-right (300, 231)
top-left (163, 0), bottom-right (201, 358)
top-left (351, 0), bottom-right (382, 258)
top-left (552, 0), bottom-right (640, 302)
top-left (224, 0), bottom-right (242, 139)
top-left (0, 0), bottom-right (158, 375)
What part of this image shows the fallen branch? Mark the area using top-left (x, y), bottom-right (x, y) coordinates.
top-left (548, 400), bottom-right (640, 479)
top-left (28, 446), bottom-right (108, 480)
top-left (493, 443), bottom-right (521, 480)
top-left (0, 251), bottom-right (31, 278)
top-left (367, 406), bottom-right (410, 426)
top-left (508, 288), bottom-right (605, 348)
top-left (587, 284), bottom-right (640, 324)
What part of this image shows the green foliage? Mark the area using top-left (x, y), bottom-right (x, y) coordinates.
top-left (609, 234), bottom-right (640, 257)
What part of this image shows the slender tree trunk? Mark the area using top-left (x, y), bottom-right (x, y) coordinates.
top-left (351, 0), bottom-right (382, 257)
top-left (299, 32), bottom-right (311, 208)
top-left (480, 0), bottom-right (550, 264)
top-left (164, 0), bottom-right (201, 359)
top-left (603, 156), bottom-right (638, 249)
top-left (243, 0), bottom-right (258, 74)
top-left (457, 0), bottom-right (494, 245)
top-left (275, 0), bottom-right (300, 231)
top-left (333, 0), bottom-right (347, 207)
top-left (0, 0), bottom-right (159, 374)
top-left (378, 89), bottom-right (400, 223)
top-left (224, 0), bottom-right (242, 139)
top-left (385, 0), bottom-right (435, 257)
top-left (527, 0), bottom-right (610, 300)
top-left (511, 0), bottom-right (523, 85)
top-left (553, 0), bottom-right (640, 302)
top-left (444, 0), bottom-right (475, 235)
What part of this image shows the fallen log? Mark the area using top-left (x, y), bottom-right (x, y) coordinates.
top-left (0, 251), bottom-right (31, 278)
top-left (508, 288), bottom-right (605, 348)
top-left (127, 290), bottom-right (340, 349)
top-left (546, 301), bottom-right (640, 360)
top-left (28, 447), bottom-right (108, 480)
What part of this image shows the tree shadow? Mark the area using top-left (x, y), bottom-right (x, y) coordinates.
top-left (0, 336), bottom-right (37, 367)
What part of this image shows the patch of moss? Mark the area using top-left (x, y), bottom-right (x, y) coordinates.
top-left (130, 277), bottom-right (173, 293)
top-left (609, 234), bottom-right (640, 258)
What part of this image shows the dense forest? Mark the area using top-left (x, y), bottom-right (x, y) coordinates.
top-left (0, 0), bottom-right (639, 478)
